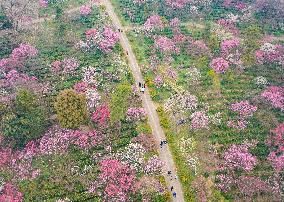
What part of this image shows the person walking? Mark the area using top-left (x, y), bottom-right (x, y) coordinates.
top-left (170, 186), bottom-right (174, 191)
top-left (141, 83), bottom-right (145, 94)
top-left (173, 192), bottom-right (177, 198)
top-left (138, 82), bottom-right (142, 88)
top-left (160, 141), bottom-right (163, 148)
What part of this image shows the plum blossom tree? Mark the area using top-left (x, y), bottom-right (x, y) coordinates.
top-left (143, 15), bottom-right (164, 32)
top-left (190, 111), bottom-right (209, 130)
top-left (266, 123), bottom-right (284, 172)
top-left (126, 107), bottom-right (146, 122)
top-left (0, 182), bottom-right (23, 201)
top-left (230, 100), bottom-right (257, 118)
top-left (1, 0), bottom-right (39, 31)
top-left (261, 86), bottom-right (284, 111)
top-left (92, 105), bottom-right (110, 126)
top-left (210, 57), bottom-right (229, 73)
top-left (80, 5), bottom-right (92, 16)
top-left (223, 144), bottom-right (258, 172)
top-left (88, 159), bottom-right (135, 201)
top-left (155, 36), bottom-right (179, 55)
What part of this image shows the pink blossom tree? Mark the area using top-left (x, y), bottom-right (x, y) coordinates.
top-left (190, 111), bottom-right (209, 130)
top-left (80, 5), bottom-right (92, 16)
top-left (223, 144), bottom-right (258, 172)
top-left (89, 159), bottom-right (136, 201)
top-left (0, 183), bottom-right (23, 202)
top-left (92, 105), bottom-right (110, 126)
top-left (144, 15), bottom-right (164, 31)
top-left (261, 86), bottom-right (284, 111)
top-left (210, 57), bottom-right (229, 73)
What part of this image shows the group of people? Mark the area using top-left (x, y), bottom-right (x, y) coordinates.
top-left (138, 82), bottom-right (146, 93)
top-left (160, 140), bottom-right (167, 148)
top-left (168, 171), bottom-right (177, 198)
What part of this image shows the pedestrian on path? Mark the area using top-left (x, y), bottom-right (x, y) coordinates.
top-left (160, 141), bottom-right (163, 148)
top-left (170, 186), bottom-right (174, 191)
top-left (138, 82), bottom-right (142, 88)
top-left (163, 140), bottom-right (167, 145)
top-left (173, 192), bottom-right (177, 198)
top-left (141, 83), bottom-right (145, 94)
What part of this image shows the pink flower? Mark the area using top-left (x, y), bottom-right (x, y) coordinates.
top-left (230, 100), bottom-right (257, 117)
top-left (261, 86), bottom-right (284, 111)
top-left (154, 75), bottom-right (163, 87)
top-left (74, 81), bottom-right (88, 93)
top-left (126, 107), bottom-right (146, 121)
top-left (144, 15), bottom-right (164, 31)
top-left (210, 57), bottom-right (229, 73)
top-left (62, 58), bottom-right (79, 74)
top-left (89, 159), bottom-right (135, 201)
top-left (51, 60), bottom-right (62, 73)
top-left (268, 152), bottom-right (284, 172)
top-left (155, 36), bottom-right (179, 54)
top-left (80, 5), bottom-right (92, 16)
top-left (39, 0), bottom-right (48, 7)
top-left (224, 144), bottom-right (257, 172)
top-left (85, 29), bottom-right (98, 38)
top-left (0, 183), bottom-right (23, 202)
top-left (221, 38), bottom-right (240, 55)
top-left (165, 0), bottom-right (190, 8)
top-left (235, 2), bottom-right (246, 10)
top-left (92, 105), bottom-right (110, 125)
top-left (190, 111), bottom-right (209, 130)
top-left (11, 43), bottom-right (38, 60)
top-left (99, 27), bottom-right (119, 52)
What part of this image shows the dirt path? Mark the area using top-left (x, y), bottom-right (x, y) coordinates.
top-left (101, 0), bottom-right (185, 201)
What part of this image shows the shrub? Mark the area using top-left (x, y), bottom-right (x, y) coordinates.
top-left (1, 89), bottom-right (48, 148)
top-left (110, 83), bottom-right (131, 123)
top-left (156, 106), bottom-right (170, 129)
top-left (54, 89), bottom-right (87, 129)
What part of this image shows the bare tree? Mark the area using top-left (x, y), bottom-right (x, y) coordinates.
top-left (0, 0), bottom-right (39, 31)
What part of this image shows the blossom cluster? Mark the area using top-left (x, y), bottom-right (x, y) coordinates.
top-left (221, 38), bottom-right (240, 55)
top-left (113, 143), bottom-right (146, 172)
top-left (143, 15), bottom-right (164, 31)
top-left (39, 126), bottom-right (99, 155)
top-left (77, 27), bottom-right (119, 53)
top-left (154, 75), bottom-right (164, 88)
top-left (230, 100), bottom-right (257, 117)
top-left (88, 159), bottom-right (135, 201)
top-left (92, 105), bottom-right (110, 126)
top-left (164, 91), bottom-right (198, 113)
top-left (0, 43), bottom-right (38, 71)
top-left (51, 58), bottom-right (80, 74)
top-left (80, 5), bottom-right (92, 16)
top-left (126, 107), bottom-right (146, 122)
top-left (144, 155), bottom-right (164, 174)
top-left (165, 0), bottom-right (190, 8)
top-left (210, 57), bottom-right (230, 73)
top-left (266, 123), bottom-right (284, 171)
top-left (155, 36), bottom-right (180, 54)
top-left (0, 183), bottom-right (23, 202)
top-left (256, 43), bottom-right (284, 66)
top-left (190, 111), bottom-right (209, 130)
top-left (223, 144), bottom-right (257, 172)
top-left (261, 86), bottom-right (284, 111)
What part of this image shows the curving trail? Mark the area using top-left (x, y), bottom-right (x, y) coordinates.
top-left (9, 1), bottom-right (186, 200)
top-left (101, 0), bottom-right (185, 201)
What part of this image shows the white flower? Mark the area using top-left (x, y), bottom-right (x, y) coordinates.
top-left (178, 136), bottom-right (196, 157)
top-left (186, 155), bottom-right (199, 175)
top-left (260, 43), bottom-right (276, 53)
top-left (186, 67), bottom-right (201, 84)
top-left (254, 76), bottom-right (269, 86)
top-left (86, 88), bottom-right (101, 109)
